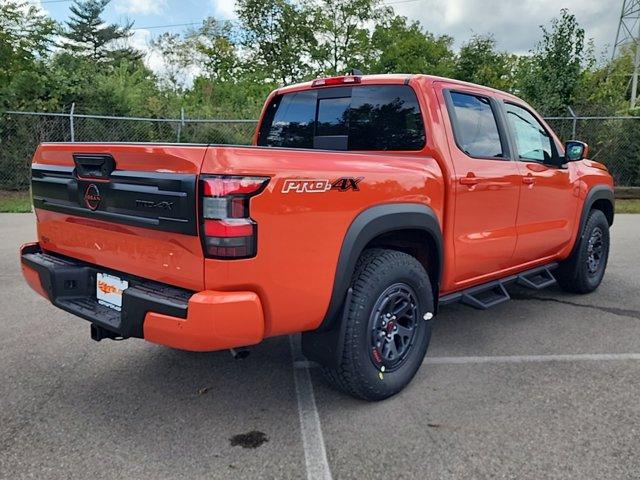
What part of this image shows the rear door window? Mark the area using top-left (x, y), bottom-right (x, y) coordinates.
top-left (258, 85), bottom-right (425, 151)
top-left (348, 86), bottom-right (425, 150)
top-left (447, 91), bottom-right (504, 159)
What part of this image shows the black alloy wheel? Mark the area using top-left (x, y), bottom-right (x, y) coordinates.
top-left (369, 283), bottom-right (420, 372)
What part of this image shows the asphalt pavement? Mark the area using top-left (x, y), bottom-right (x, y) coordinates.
top-left (1, 213), bottom-right (639, 479)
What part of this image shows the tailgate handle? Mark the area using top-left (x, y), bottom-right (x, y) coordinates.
top-left (73, 154), bottom-right (116, 180)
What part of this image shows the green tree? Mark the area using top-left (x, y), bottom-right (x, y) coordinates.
top-left (309, 0), bottom-right (390, 76)
top-left (150, 32), bottom-right (193, 91)
top-left (0, 1), bottom-right (57, 109)
top-left (236, 0), bottom-right (315, 84)
top-left (152, 18), bottom-right (239, 90)
top-left (516, 9), bottom-right (593, 115)
top-left (368, 16), bottom-right (454, 76)
top-left (184, 76), bottom-right (275, 119)
top-left (186, 18), bottom-right (238, 82)
top-left (63, 0), bottom-right (140, 63)
top-left (574, 49), bottom-right (635, 115)
top-left (46, 51), bottom-right (165, 115)
top-left (454, 35), bottom-right (517, 91)
top-left (43, 0), bottom-right (158, 116)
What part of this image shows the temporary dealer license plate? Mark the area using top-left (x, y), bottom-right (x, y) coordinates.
top-left (96, 273), bottom-right (129, 312)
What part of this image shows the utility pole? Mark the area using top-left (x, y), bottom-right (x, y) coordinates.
top-left (612, 0), bottom-right (640, 108)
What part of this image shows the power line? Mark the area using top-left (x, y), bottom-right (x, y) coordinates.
top-left (386, 0), bottom-right (423, 5)
top-left (132, 19), bottom-right (239, 31)
top-left (132, 22), bottom-right (200, 31)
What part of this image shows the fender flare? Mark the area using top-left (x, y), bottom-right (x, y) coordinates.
top-left (571, 185), bottom-right (614, 256)
top-left (302, 203), bottom-right (443, 367)
top-left (320, 203), bottom-right (443, 332)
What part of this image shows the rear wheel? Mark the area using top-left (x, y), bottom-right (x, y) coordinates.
top-left (321, 248), bottom-right (434, 401)
top-left (557, 209), bottom-right (610, 294)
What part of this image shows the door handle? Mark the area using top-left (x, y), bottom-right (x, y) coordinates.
top-left (522, 175), bottom-right (535, 185)
top-left (460, 174), bottom-right (479, 186)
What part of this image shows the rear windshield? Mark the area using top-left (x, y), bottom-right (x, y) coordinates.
top-left (257, 85), bottom-right (426, 151)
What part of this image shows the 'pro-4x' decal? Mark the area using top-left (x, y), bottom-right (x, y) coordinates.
top-left (282, 177), bottom-right (363, 193)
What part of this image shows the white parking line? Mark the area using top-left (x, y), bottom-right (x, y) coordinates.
top-left (290, 335), bottom-right (333, 480)
top-left (424, 353), bottom-right (640, 365)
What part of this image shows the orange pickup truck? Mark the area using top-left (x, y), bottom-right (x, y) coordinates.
top-left (21, 74), bottom-right (614, 400)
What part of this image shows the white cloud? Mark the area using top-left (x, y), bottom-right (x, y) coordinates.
top-left (129, 29), bottom-right (165, 71)
top-left (114, 0), bottom-right (168, 15)
top-left (211, 0), bottom-right (237, 19)
top-left (392, 0), bottom-right (620, 57)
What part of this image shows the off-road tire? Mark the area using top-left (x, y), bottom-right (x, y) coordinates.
top-left (557, 209), bottom-right (610, 294)
top-left (321, 248), bottom-right (434, 401)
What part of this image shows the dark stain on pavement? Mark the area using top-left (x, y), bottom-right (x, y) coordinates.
top-left (230, 431), bottom-right (269, 449)
top-left (511, 292), bottom-right (640, 320)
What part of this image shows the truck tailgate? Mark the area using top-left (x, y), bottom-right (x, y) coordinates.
top-left (31, 143), bottom-right (207, 291)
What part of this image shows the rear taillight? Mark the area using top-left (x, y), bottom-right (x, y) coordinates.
top-left (200, 175), bottom-right (269, 259)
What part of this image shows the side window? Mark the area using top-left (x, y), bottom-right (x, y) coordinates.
top-left (505, 103), bottom-right (554, 163)
top-left (448, 92), bottom-right (504, 159)
top-left (348, 85), bottom-right (425, 150)
top-left (261, 91), bottom-right (316, 148)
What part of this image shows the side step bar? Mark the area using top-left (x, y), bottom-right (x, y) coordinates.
top-left (461, 281), bottom-right (510, 309)
top-left (439, 263), bottom-right (557, 310)
top-left (516, 265), bottom-right (557, 290)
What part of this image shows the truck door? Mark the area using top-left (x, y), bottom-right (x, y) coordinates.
top-left (501, 102), bottom-right (579, 263)
top-left (440, 88), bottom-right (521, 287)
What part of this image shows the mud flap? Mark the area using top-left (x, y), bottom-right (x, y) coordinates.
top-left (301, 288), bottom-right (353, 368)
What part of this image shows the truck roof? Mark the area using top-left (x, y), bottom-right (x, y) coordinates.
top-left (277, 73), bottom-right (522, 103)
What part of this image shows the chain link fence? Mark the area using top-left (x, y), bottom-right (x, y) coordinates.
top-left (0, 111), bottom-right (258, 190)
top-left (544, 116), bottom-right (640, 187)
top-left (1, 110), bottom-right (639, 191)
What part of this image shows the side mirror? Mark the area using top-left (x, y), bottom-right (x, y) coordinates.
top-left (565, 141), bottom-right (589, 162)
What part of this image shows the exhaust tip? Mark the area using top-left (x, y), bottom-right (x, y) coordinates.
top-left (230, 347), bottom-right (250, 360)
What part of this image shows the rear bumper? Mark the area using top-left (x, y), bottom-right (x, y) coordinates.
top-left (20, 243), bottom-right (264, 351)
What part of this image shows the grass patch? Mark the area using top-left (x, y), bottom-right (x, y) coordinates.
top-left (0, 190), bottom-right (31, 213)
top-left (616, 199), bottom-right (640, 214)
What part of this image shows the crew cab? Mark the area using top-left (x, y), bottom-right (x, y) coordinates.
top-left (21, 74), bottom-right (614, 400)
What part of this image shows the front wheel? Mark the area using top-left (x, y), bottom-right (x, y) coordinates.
top-left (557, 209), bottom-right (610, 294)
top-left (321, 248), bottom-right (434, 401)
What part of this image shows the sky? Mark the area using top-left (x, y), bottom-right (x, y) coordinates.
top-left (34, 0), bottom-right (625, 72)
